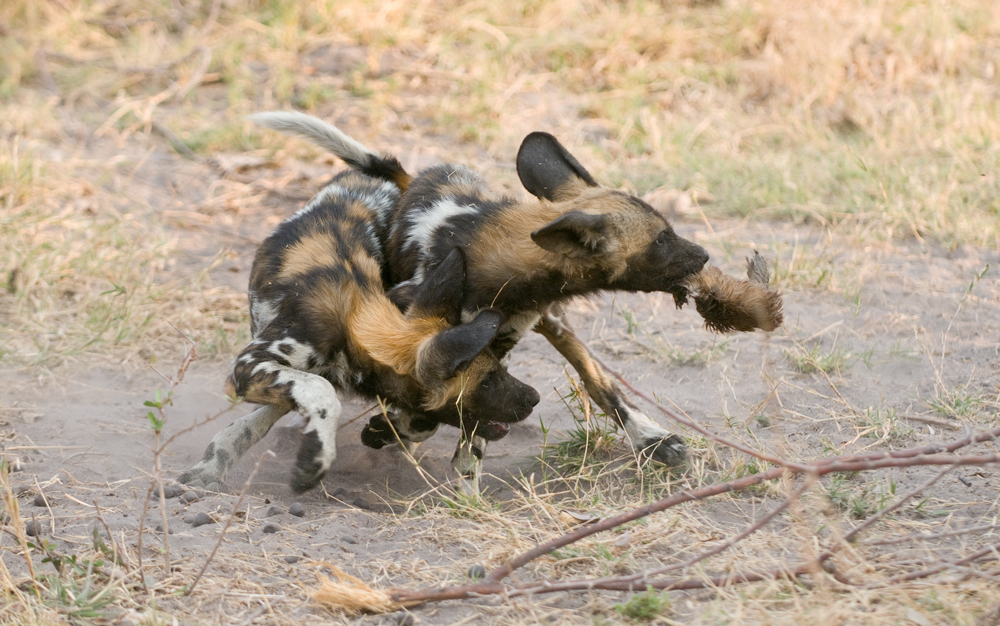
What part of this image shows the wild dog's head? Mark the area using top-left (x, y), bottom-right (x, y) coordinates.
top-left (517, 132), bottom-right (709, 298)
top-left (393, 247), bottom-right (540, 426)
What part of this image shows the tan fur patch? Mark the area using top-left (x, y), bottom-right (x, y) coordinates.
top-left (416, 348), bottom-right (492, 412)
top-left (468, 188), bottom-right (660, 291)
top-left (278, 231), bottom-right (342, 280)
top-left (350, 296), bottom-right (447, 376)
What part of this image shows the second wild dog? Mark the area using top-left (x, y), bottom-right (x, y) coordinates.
top-left (178, 169), bottom-right (539, 493)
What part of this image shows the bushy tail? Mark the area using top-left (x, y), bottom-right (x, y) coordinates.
top-left (249, 111), bottom-right (412, 190)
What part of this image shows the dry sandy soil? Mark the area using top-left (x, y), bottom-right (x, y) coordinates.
top-left (2, 122), bottom-right (999, 625)
top-left (2, 3), bottom-right (1000, 620)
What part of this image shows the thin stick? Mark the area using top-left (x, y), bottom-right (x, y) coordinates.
top-left (135, 482), bottom-right (154, 594)
top-left (842, 463), bottom-right (957, 543)
top-left (861, 522), bottom-right (1000, 547)
top-left (185, 449), bottom-right (275, 596)
top-left (92, 500), bottom-right (126, 568)
top-left (391, 451), bottom-right (1000, 604)
top-left (586, 348), bottom-right (815, 473)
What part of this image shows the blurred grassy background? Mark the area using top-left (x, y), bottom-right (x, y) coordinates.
top-left (1, 0), bottom-right (998, 362)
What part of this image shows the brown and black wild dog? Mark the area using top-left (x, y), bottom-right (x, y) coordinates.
top-left (250, 112), bottom-right (708, 479)
top-left (178, 168), bottom-right (539, 493)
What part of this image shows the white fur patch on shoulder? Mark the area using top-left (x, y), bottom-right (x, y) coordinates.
top-left (404, 198), bottom-right (478, 252)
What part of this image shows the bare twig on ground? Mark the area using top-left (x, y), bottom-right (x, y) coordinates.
top-left (383, 427), bottom-right (1000, 607)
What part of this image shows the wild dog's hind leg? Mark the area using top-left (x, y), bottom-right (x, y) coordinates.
top-left (179, 404), bottom-right (288, 490)
top-left (534, 312), bottom-right (686, 466)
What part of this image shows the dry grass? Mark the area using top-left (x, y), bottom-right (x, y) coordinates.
top-left (2, 0), bottom-right (1000, 624)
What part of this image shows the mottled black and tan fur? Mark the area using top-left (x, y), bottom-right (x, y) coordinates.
top-left (250, 112), bottom-right (712, 478)
top-left (179, 170), bottom-right (539, 493)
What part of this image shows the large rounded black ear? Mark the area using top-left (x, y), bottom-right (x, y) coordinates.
top-left (419, 309), bottom-right (504, 383)
top-left (516, 132), bottom-right (599, 202)
top-left (406, 247), bottom-right (467, 325)
top-left (530, 210), bottom-right (609, 258)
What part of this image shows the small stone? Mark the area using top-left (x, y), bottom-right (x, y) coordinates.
top-left (262, 523), bottom-right (280, 534)
top-left (351, 497), bottom-right (370, 510)
top-left (266, 506), bottom-right (283, 517)
top-left (25, 520), bottom-right (42, 537)
top-left (32, 494), bottom-right (46, 507)
top-left (15, 485), bottom-right (31, 496)
top-left (190, 512), bottom-right (214, 528)
top-left (180, 491), bottom-right (200, 504)
top-left (467, 565), bottom-right (486, 580)
top-left (283, 555), bottom-right (300, 564)
top-left (613, 532), bottom-right (631, 549)
top-left (393, 612), bottom-right (416, 626)
top-left (161, 483), bottom-right (185, 499)
top-left (340, 536), bottom-right (358, 545)
top-left (8, 459), bottom-right (22, 472)
top-left (154, 524), bottom-right (175, 535)
top-left (328, 487), bottom-right (345, 498)
top-left (288, 502), bottom-right (306, 517)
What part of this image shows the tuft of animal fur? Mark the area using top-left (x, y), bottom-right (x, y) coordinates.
top-left (680, 251), bottom-right (783, 333)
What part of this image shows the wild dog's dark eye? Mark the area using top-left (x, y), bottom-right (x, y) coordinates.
top-left (656, 232), bottom-right (668, 245)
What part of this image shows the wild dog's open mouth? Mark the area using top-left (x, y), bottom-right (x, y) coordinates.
top-left (466, 420), bottom-right (511, 441)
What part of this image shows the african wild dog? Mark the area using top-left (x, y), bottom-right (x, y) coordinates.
top-left (178, 168), bottom-right (539, 493)
top-left (250, 112), bottom-right (709, 478)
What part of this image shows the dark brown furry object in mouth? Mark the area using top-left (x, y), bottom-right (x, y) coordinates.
top-left (681, 251), bottom-right (784, 333)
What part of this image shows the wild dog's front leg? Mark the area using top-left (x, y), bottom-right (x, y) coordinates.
top-left (203, 337), bottom-right (342, 493)
top-left (534, 313), bottom-right (686, 467)
top-left (237, 360), bottom-right (343, 493)
top-left (179, 404), bottom-right (288, 490)
top-left (451, 434), bottom-right (487, 478)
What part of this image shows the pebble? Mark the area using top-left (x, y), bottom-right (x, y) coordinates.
top-left (467, 565), bottom-right (486, 580)
top-left (32, 494), bottom-right (47, 507)
top-left (266, 506), bottom-right (283, 517)
top-left (154, 524), bottom-right (175, 535)
top-left (15, 485), bottom-right (32, 496)
top-left (25, 520), bottom-right (42, 537)
top-left (340, 536), bottom-right (358, 545)
top-left (283, 555), bottom-right (300, 564)
top-left (393, 612), bottom-right (415, 626)
top-left (351, 497), bottom-right (371, 510)
top-left (180, 491), bottom-right (200, 504)
top-left (262, 523), bottom-right (280, 534)
top-left (288, 502), bottom-right (306, 517)
top-left (613, 532), bottom-right (631, 549)
top-left (190, 512), bottom-right (214, 528)
top-left (328, 487), bottom-right (346, 498)
top-left (161, 483), bottom-right (185, 499)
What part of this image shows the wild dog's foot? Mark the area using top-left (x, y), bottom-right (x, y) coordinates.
top-left (177, 465), bottom-right (228, 493)
top-left (621, 408), bottom-right (687, 468)
top-left (635, 432), bottom-right (687, 467)
top-left (361, 411), bottom-right (440, 450)
top-left (451, 436), bottom-right (486, 479)
top-left (360, 414), bottom-right (395, 449)
top-left (290, 429), bottom-right (327, 493)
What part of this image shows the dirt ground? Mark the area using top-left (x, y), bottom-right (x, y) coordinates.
top-left (2, 123), bottom-right (999, 624)
top-left (2, 2), bottom-right (1000, 620)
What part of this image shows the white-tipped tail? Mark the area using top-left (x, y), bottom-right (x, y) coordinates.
top-left (249, 111), bottom-right (374, 168)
